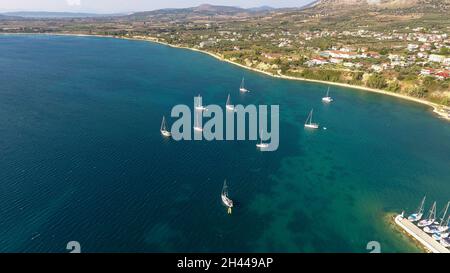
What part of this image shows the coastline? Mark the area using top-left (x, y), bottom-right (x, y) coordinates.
top-left (138, 37), bottom-right (450, 122)
top-left (4, 32), bottom-right (449, 121)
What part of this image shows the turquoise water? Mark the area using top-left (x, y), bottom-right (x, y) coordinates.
top-left (0, 35), bottom-right (449, 253)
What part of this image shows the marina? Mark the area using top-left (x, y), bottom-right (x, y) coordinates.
top-left (395, 214), bottom-right (449, 253)
top-left (396, 198), bottom-right (450, 253)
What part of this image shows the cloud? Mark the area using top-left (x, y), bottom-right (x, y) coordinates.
top-left (66, 0), bottom-right (81, 6)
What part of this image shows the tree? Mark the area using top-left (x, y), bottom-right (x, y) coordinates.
top-left (387, 81), bottom-right (401, 92)
top-left (366, 74), bottom-right (387, 89)
top-left (407, 86), bottom-right (428, 98)
top-left (439, 47), bottom-right (450, 56)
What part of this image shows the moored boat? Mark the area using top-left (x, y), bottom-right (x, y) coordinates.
top-left (322, 87), bottom-right (333, 103)
top-left (256, 130), bottom-right (269, 149)
top-left (239, 77), bottom-right (249, 93)
top-left (408, 196), bottom-right (426, 222)
top-left (424, 202), bottom-right (449, 233)
top-left (226, 94), bottom-right (234, 111)
top-left (160, 116), bottom-right (171, 137)
top-left (418, 201), bottom-right (437, 227)
top-left (195, 94), bottom-right (207, 111)
top-left (221, 180), bottom-right (233, 214)
top-left (304, 109), bottom-right (319, 129)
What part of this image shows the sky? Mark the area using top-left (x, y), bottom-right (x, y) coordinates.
top-left (0, 0), bottom-right (314, 13)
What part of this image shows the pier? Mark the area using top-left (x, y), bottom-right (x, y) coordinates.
top-left (394, 214), bottom-right (450, 253)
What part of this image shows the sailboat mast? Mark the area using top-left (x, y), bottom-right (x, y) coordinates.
top-left (161, 116), bottom-right (165, 131)
top-left (440, 202), bottom-right (450, 223)
top-left (429, 202), bottom-right (437, 220)
top-left (418, 196), bottom-right (426, 214)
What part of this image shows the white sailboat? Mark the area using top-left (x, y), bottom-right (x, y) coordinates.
top-left (425, 201), bottom-right (450, 234)
top-left (195, 94), bottom-right (207, 111)
top-left (418, 201), bottom-right (437, 227)
top-left (239, 77), bottom-right (249, 93)
top-left (256, 130), bottom-right (269, 149)
top-left (226, 94), bottom-right (234, 111)
top-left (440, 236), bottom-right (450, 248)
top-left (160, 116), bottom-right (171, 137)
top-left (221, 180), bottom-right (233, 214)
top-left (432, 215), bottom-right (450, 240)
top-left (322, 87), bottom-right (334, 103)
top-left (408, 196), bottom-right (426, 222)
top-left (304, 109), bottom-right (319, 129)
top-left (193, 111), bottom-right (203, 132)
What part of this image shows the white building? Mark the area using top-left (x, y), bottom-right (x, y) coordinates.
top-left (429, 54), bottom-right (446, 63)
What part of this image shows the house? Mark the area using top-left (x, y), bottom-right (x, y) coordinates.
top-left (420, 68), bottom-right (434, 76)
top-left (435, 70), bottom-right (450, 80)
top-left (307, 57), bottom-right (329, 66)
top-left (361, 51), bottom-right (381, 59)
top-left (262, 53), bottom-right (283, 60)
top-left (407, 44), bottom-right (419, 51)
top-left (444, 58), bottom-right (450, 66)
top-left (429, 54), bottom-right (446, 63)
top-left (327, 50), bottom-right (358, 59)
top-left (329, 58), bottom-right (343, 64)
top-left (371, 64), bottom-right (383, 72)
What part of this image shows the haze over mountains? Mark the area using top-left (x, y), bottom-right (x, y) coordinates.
top-left (1, 1), bottom-right (449, 20)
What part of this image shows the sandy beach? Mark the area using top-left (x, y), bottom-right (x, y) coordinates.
top-left (4, 32), bottom-right (449, 121)
top-left (124, 35), bottom-right (449, 122)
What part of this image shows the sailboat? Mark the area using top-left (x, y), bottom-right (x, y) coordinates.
top-left (440, 237), bottom-right (450, 248)
top-left (221, 180), bottom-right (233, 214)
top-left (418, 201), bottom-right (437, 227)
top-left (239, 77), bottom-right (249, 93)
top-left (256, 130), bottom-right (269, 149)
top-left (195, 94), bottom-right (207, 111)
top-left (160, 116), bottom-right (171, 137)
top-left (425, 201), bottom-right (450, 234)
top-left (432, 215), bottom-right (450, 240)
top-left (304, 109), bottom-right (319, 129)
top-left (408, 196), bottom-right (426, 222)
top-left (193, 111), bottom-right (203, 132)
top-left (226, 94), bottom-right (234, 111)
top-left (322, 87), bottom-right (334, 103)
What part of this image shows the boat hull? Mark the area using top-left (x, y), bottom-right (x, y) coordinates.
top-left (221, 194), bottom-right (233, 208)
top-left (322, 97), bottom-right (333, 103)
top-left (418, 219), bottom-right (435, 227)
top-left (408, 213), bottom-right (423, 222)
top-left (161, 130), bottom-right (171, 137)
top-left (256, 143), bottom-right (269, 149)
top-left (305, 124), bottom-right (319, 129)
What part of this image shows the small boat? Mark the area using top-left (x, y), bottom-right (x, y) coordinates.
top-left (432, 231), bottom-right (449, 241)
top-left (256, 130), bottom-right (269, 149)
top-left (193, 112), bottom-right (203, 132)
top-left (160, 116), bottom-right (171, 137)
top-left (195, 94), bottom-right (207, 111)
top-left (226, 94), bottom-right (234, 111)
top-left (239, 77), bottom-right (249, 93)
top-left (221, 180), bottom-right (233, 214)
top-left (440, 237), bottom-right (450, 248)
top-left (322, 87), bottom-right (334, 103)
top-left (425, 204), bottom-right (450, 234)
top-left (418, 201), bottom-right (437, 227)
top-left (408, 196), bottom-right (426, 222)
top-left (304, 109), bottom-right (319, 129)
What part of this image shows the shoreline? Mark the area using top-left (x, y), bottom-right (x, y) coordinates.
top-left (393, 214), bottom-right (450, 253)
top-left (3, 32), bottom-right (449, 121)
